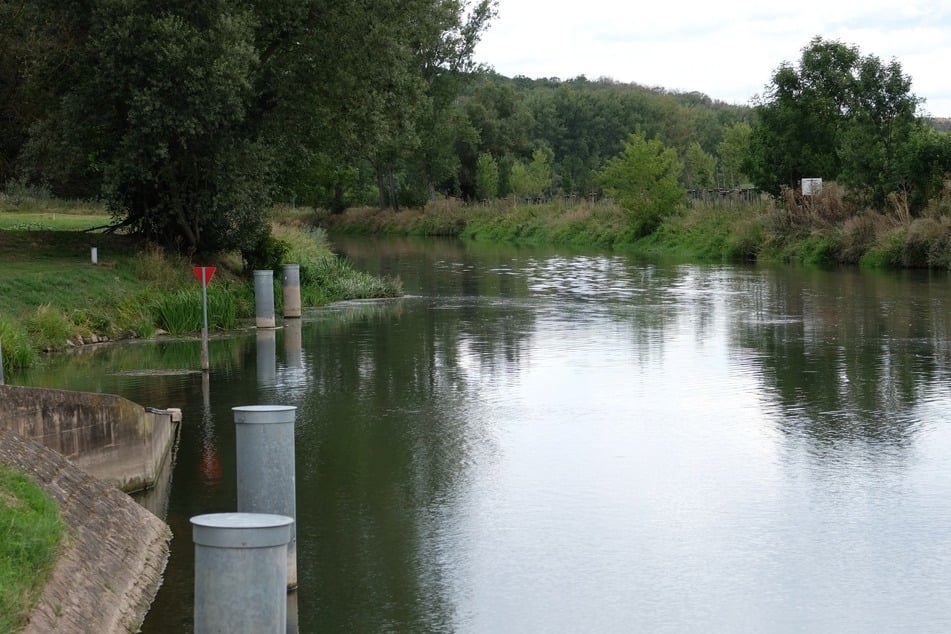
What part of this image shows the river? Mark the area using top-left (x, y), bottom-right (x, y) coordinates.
top-left (16, 237), bottom-right (951, 632)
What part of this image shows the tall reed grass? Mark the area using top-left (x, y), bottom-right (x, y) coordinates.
top-left (0, 315), bottom-right (37, 370)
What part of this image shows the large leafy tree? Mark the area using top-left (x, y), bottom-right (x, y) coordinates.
top-left (746, 36), bottom-right (924, 208)
top-left (8, 0), bottom-right (495, 252)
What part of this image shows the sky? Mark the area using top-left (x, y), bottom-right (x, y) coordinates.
top-left (473, 0), bottom-right (951, 118)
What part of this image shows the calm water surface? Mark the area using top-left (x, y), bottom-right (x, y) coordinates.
top-left (16, 238), bottom-right (951, 633)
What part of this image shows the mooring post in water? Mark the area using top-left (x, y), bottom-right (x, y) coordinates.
top-left (254, 269), bottom-right (276, 328)
top-left (191, 512), bottom-right (293, 634)
top-left (282, 264), bottom-right (301, 319)
top-left (233, 405), bottom-right (298, 589)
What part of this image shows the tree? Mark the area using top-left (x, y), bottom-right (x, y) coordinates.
top-left (746, 36), bottom-right (925, 209)
top-left (475, 153), bottom-right (499, 200)
top-left (509, 148), bottom-right (552, 199)
top-left (9, 0), bottom-right (496, 252)
top-left (681, 142), bottom-right (716, 189)
top-left (598, 131), bottom-right (684, 236)
top-left (716, 122), bottom-right (751, 189)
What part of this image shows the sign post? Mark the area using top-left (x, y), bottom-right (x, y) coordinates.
top-left (193, 266), bottom-right (216, 371)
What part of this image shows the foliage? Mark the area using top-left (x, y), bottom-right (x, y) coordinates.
top-left (0, 464), bottom-right (63, 633)
top-left (746, 36), bottom-right (937, 212)
top-left (475, 153), bottom-right (500, 200)
top-left (0, 315), bottom-right (37, 370)
top-left (681, 142), bottom-right (716, 189)
top-left (25, 304), bottom-right (73, 351)
top-left (6, 0), bottom-right (497, 251)
top-left (716, 122), bottom-right (752, 189)
top-left (598, 131), bottom-right (686, 236)
top-left (509, 148), bottom-right (553, 198)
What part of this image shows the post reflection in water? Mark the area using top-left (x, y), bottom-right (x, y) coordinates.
top-left (284, 319), bottom-right (303, 370)
top-left (198, 371), bottom-right (221, 487)
top-left (256, 327), bottom-right (277, 388)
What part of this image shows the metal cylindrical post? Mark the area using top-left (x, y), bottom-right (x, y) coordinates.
top-left (254, 270), bottom-right (276, 328)
top-left (233, 405), bottom-right (298, 589)
top-left (192, 512), bottom-right (293, 634)
top-left (282, 264), bottom-right (301, 318)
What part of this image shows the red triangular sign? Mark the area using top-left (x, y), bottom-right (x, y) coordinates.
top-left (192, 266), bottom-right (216, 286)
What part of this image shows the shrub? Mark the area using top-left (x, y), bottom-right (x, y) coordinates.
top-left (25, 305), bottom-right (73, 351)
top-left (0, 315), bottom-right (37, 370)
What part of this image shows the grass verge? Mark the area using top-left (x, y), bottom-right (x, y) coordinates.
top-left (0, 200), bottom-right (402, 374)
top-left (0, 463), bottom-right (64, 632)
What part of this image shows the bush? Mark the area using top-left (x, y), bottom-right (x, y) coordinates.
top-left (25, 305), bottom-right (73, 351)
top-left (0, 315), bottom-right (37, 370)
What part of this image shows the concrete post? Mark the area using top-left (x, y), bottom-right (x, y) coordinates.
top-left (282, 264), bottom-right (301, 318)
top-left (256, 329), bottom-right (277, 387)
top-left (192, 512), bottom-right (293, 634)
top-left (90, 247), bottom-right (98, 265)
top-left (0, 338), bottom-right (4, 386)
top-left (233, 405), bottom-right (298, 589)
top-left (254, 270), bottom-right (276, 328)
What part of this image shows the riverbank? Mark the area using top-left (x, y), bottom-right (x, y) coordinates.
top-left (0, 429), bottom-right (169, 633)
top-left (318, 185), bottom-right (951, 269)
top-left (0, 201), bottom-right (402, 374)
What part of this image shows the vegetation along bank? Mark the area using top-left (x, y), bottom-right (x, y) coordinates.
top-left (0, 198), bottom-right (401, 375)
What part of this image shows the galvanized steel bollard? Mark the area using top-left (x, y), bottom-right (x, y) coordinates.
top-left (191, 512), bottom-right (294, 634)
top-left (254, 270), bottom-right (276, 328)
top-left (233, 405), bottom-right (298, 589)
top-left (282, 264), bottom-right (301, 318)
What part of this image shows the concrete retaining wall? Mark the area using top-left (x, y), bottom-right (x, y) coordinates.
top-left (0, 429), bottom-right (171, 633)
top-left (0, 384), bottom-right (175, 492)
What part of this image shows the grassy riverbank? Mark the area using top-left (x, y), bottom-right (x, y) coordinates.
top-left (0, 197), bottom-right (402, 374)
top-left (319, 185), bottom-right (951, 269)
top-left (0, 463), bottom-right (63, 632)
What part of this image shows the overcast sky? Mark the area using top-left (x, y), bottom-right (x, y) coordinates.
top-left (474, 0), bottom-right (951, 118)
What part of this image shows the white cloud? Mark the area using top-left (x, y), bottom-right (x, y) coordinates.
top-left (475, 0), bottom-right (951, 116)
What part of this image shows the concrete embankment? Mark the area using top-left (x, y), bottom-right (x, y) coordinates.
top-left (0, 428), bottom-right (171, 633)
top-left (0, 385), bottom-right (177, 633)
top-left (0, 384), bottom-right (177, 493)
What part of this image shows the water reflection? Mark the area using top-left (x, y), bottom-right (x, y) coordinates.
top-left (256, 328), bottom-right (277, 388)
top-left (730, 267), bottom-right (946, 451)
top-left (11, 241), bottom-right (951, 632)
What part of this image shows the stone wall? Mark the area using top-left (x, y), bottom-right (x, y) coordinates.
top-left (0, 384), bottom-right (175, 492)
top-left (0, 429), bottom-right (171, 633)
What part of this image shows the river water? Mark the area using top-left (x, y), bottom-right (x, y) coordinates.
top-left (15, 237), bottom-right (951, 632)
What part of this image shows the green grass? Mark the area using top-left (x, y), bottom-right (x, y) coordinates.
top-left (0, 463), bottom-right (64, 633)
top-left (0, 196), bottom-right (402, 374)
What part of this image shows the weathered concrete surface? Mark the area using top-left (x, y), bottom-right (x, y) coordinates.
top-left (0, 428), bottom-right (171, 634)
top-left (0, 385), bottom-right (175, 492)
